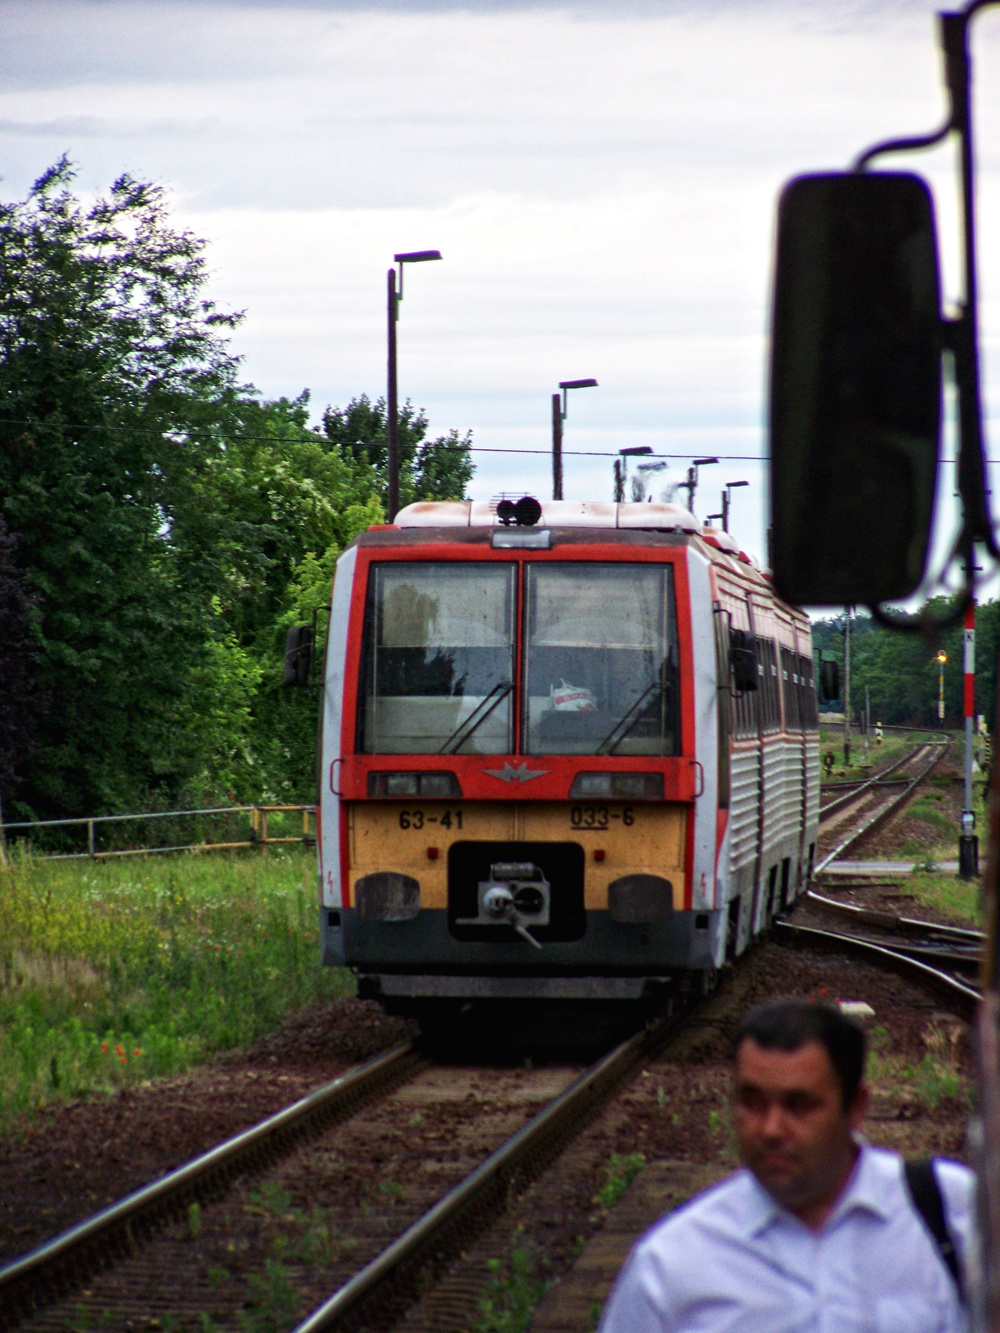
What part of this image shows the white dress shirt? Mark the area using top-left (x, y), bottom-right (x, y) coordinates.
top-left (598, 1146), bottom-right (974, 1333)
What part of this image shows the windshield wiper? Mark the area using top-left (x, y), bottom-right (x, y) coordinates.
top-left (439, 681), bottom-right (513, 755)
top-left (596, 678), bottom-right (667, 756)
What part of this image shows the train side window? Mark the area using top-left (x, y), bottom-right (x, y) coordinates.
top-left (713, 610), bottom-right (731, 806)
top-left (798, 653), bottom-right (819, 729)
top-left (732, 628), bottom-right (759, 739)
top-left (756, 638), bottom-right (780, 732)
top-left (780, 647), bottom-right (801, 731)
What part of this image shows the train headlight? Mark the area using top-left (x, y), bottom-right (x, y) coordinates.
top-left (569, 772), bottom-right (663, 799)
top-left (368, 771), bottom-right (462, 798)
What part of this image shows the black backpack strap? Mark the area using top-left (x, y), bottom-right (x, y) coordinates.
top-left (904, 1158), bottom-right (965, 1302)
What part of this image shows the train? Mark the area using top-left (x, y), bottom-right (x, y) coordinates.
top-left (316, 497), bottom-right (819, 1022)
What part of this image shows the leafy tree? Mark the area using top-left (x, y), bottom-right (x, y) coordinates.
top-left (0, 516), bottom-right (42, 825)
top-left (813, 603), bottom-right (1000, 729)
top-left (0, 158), bottom-right (245, 817)
top-left (0, 161), bottom-right (478, 818)
top-left (322, 394), bottom-right (474, 508)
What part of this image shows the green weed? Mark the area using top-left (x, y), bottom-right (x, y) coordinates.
top-left (596, 1152), bottom-right (646, 1211)
top-left (240, 1259), bottom-right (301, 1333)
top-left (247, 1181), bottom-right (293, 1218)
top-left (188, 1200), bottom-right (202, 1239)
top-left (474, 1227), bottom-right (550, 1333)
top-left (0, 849), bottom-right (353, 1131)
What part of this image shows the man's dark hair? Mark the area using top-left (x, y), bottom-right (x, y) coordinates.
top-left (733, 999), bottom-right (866, 1108)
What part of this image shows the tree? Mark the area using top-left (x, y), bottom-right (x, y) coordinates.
top-left (812, 603), bottom-right (1000, 728)
top-left (0, 516), bottom-right (42, 829)
top-left (0, 158), bottom-right (246, 817)
top-left (322, 394), bottom-right (474, 508)
top-left (0, 161), bottom-right (479, 818)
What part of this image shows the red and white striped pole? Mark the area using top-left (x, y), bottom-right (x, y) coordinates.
top-left (960, 599), bottom-right (978, 878)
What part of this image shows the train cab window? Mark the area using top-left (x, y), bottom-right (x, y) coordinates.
top-left (523, 563), bottom-right (679, 756)
top-left (357, 562), bottom-right (516, 754)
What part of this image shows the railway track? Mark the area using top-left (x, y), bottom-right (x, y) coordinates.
top-left (816, 740), bottom-right (950, 873)
top-left (774, 919), bottom-right (980, 1014)
top-left (0, 1042), bottom-right (423, 1329)
top-left (2, 1011), bottom-right (690, 1333)
top-left (2, 740), bottom-right (966, 1333)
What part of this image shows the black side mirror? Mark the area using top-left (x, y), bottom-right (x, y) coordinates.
top-left (769, 172), bottom-right (942, 606)
top-left (283, 624), bottom-right (313, 688)
top-left (820, 658), bottom-right (840, 702)
top-left (730, 629), bottom-right (759, 692)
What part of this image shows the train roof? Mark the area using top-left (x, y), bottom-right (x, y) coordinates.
top-left (396, 499), bottom-right (702, 533)
top-left (389, 499), bottom-right (759, 569)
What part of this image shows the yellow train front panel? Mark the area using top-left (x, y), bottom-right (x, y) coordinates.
top-left (347, 800), bottom-right (688, 911)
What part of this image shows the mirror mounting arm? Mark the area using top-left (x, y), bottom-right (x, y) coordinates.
top-left (857, 0), bottom-right (1000, 626)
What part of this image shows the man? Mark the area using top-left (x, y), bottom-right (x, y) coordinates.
top-left (599, 998), bottom-right (974, 1332)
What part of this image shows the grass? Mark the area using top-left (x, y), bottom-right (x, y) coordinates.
top-left (903, 869), bottom-right (982, 924)
top-left (867, 1021), bottom-right (967, 1110)
top-left (0, 847), bottom-right (352, 1130)
top-left (818, 729), bottom-right (934, 784)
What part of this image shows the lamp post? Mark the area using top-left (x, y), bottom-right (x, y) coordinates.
top-left (387, 249), bottom-right (442, 521)
top-left (721, 480), bottom-right (749, 533)
top-left (843, 611), bottom-right (852, 767)
top-left (937, 650), bottom-right (947, 723)
top-left (614, 446), bottom-right (652, 502)
top-left (679, 457), bottom-right (719, 517)
top-left (960, 600), bottom-right (978, 877)
top-left (552, 378), bottom-right (598, 500)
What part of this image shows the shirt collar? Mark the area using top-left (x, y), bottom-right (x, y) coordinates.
top-left (744, 1143), bottom-right (892, 1237)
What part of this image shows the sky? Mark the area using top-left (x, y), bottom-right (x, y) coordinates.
top-left (3, 0), bottom-right (1000, 586)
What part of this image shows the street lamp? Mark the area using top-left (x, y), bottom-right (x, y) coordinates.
top-left (552, 378), bottom-right (598, 500)
top-left (937, 650), bottom-right (947, 722)
top-left (721, 480), bottom-right (749, 533)
top-left (679, 457), bottom-right (719, 517)
top-left (614, 446), bottom-right (653, 502)
top-left (387, 249), bottom-right (442, 521)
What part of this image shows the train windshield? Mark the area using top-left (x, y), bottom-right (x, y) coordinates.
top-left (357, 562), bottom-right (516, 754)
top-left (524, 563), bottom-right (679, 755)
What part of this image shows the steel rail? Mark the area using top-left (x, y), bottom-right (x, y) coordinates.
top-left (820, 778), bottom-right (909, 818)
top-left (0, 1041), bottom-right (420, 1330)
top-left (806, 886), bottom-right (984, 944)
top-left (815, 742), bottom-right (949, 875)
top-left (818, 743), bottom-right (937, 821)
top-left (774, 919), bottom-right (980, 1011)
top-left (290, 1015), bottom-right (680, 1333)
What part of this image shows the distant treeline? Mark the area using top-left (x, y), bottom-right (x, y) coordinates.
top-left (811, 605), bottom-right (1000, 729)
top-left (0, 160), bottom-right (473, 823)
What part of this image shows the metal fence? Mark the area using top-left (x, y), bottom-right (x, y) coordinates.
top-left (2, 803), bottom-right (317, 860)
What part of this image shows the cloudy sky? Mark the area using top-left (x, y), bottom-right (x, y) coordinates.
top-left (3, 0), bottom-right (1000, 577)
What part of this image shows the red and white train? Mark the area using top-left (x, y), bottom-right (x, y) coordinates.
top-left (317, 498), bottom-right (818, 1014)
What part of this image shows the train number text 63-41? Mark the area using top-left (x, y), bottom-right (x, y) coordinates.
top-left (398, 808), bottom-right (464, 830)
